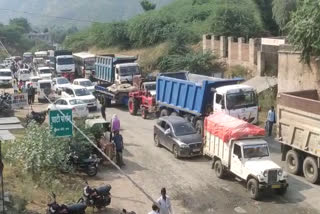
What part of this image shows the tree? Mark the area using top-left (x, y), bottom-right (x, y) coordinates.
top-left (286, 0), bottom-right (320, 64)
top-left (140, 0), bottom-right (156, 11)
top-left (209, 0), bottom-right (263, 38)
top-left (272, 0), bottom-right (297, 31)
top-left (254, 0), bottom-right (279, 35)
top-left (9, 18), bottom-right (32, 33)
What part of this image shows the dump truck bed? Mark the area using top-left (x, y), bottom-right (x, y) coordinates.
top-left (277, 90), bottom-right (320, 157)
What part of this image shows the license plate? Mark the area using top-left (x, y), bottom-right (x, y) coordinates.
top-left (193, 148), bottom-right (201, 152)
top-left (272, 184), bottom-right (281, 189)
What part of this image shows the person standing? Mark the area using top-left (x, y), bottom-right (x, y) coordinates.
top-left (101, 104), bottom-right (106, 120)
top-left (148, 204), bottom-right (160, 214)
top-left (27, 84), bottom-right (33, 105)
top-left (110, 114), bottom-right (120, 140)
top-left (112, 131), bottom-right (124, 167)
top-left (266, 106), bottom-right (276, 137)
top-left (157, 188), bottom-right (173, 214)
top-left (31, 85), bottom-right (36, 104)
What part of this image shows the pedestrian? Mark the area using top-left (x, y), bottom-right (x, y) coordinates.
top-left (18, 80), bottom-right (23, 92)
top-left (31, 85), bottom-right (36, 104)
top-left (157, 188), bottom-right (173, 214)
top-left (112, 131), bottom-right (124, 167)
top-left (101, 104), bottom-right (106, 120)
top-left (148, 204), bottom-right (160, 214)
top-left (27, 84), bottom-right (32, 105)
top-left (266, 106), bottom-right (276, 137)
top-left (110, 114), bottom-right (120, 140)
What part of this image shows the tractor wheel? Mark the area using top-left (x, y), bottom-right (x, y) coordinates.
top-left (128, 97), bottom-right (139, 115)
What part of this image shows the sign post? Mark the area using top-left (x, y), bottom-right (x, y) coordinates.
top-left (49, 109), bottom-right (73, 137)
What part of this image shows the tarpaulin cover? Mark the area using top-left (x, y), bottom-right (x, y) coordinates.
top-left (204, 112), bottom-right (265, 142)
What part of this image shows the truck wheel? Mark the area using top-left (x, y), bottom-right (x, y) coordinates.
top-left (286, 150), bottom-right (301, 175)
top-left (303, 157), bottom-right (319, 184)
top-left (214, 160), bottom-right (225, 179)
top-left (195, 120), bottom-right (203, 135)
top-left (128, 97), bottom-right (138, 115)
top-left (274, 186), bottom-right (287, 195)
top-left (160, 109), bottom-right (169, 117)
top-left (141, 108), bottom-right (148, 119)
top-left (247, 178), bottom-right (260, 200)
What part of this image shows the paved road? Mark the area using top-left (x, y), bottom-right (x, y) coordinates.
top-left (15, 103), bottom-right (320, 214)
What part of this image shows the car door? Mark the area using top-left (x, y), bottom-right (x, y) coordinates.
top-left (157, 120), bottom-right (169, 148)
top-left (230, 144), bottom-right (243, 177)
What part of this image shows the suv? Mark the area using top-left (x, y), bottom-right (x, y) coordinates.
top-left (61, 85), bottom-right (97, 111)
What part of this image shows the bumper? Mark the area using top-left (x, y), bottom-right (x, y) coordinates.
top-left (178, 148), bottom-right (202, 157)
top-left (259, 180), bottom-right (288, 190)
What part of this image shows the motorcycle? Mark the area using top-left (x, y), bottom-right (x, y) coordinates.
top-left (68, 153), bottom-right (100, 177)
top-left (47, 193), bottom-right (87, 214)
top-left (26, 110), bottom-right (47, 125)
top-left (78, 182), bottom-right (111, 210)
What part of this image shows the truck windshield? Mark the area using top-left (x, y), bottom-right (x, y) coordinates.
top-left (57, 58), bottom-right (74, 65)
top-left (74, 88), bottom-right (90, 96)
top-left (173, 122), bottom-right (197, 136)
top-left (120, 66), bottom-right (140, 76)
top-left (0, 72), bottom-right (11, 76)
top-left (226, 91), bottom-right (257, 110)
top-left (85, 58), bottom-right (95, 70)
top-left (243, 144), bottom-right (269, 158)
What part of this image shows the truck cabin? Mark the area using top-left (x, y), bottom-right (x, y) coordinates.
top-left (213, 85), bottom-right (258, 123)
top-left (233, 140), bottom-right (270, 160)
top-left (56, 56), bottom-right (74, 66)
top-left (115, 63), bottom-right (140, 84)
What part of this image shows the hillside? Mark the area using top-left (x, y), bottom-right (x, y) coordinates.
top-left (0, 0), bottom-right (173, 27)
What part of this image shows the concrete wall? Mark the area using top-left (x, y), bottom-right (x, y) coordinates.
top-left (278, 45), bottom-right (320, 93)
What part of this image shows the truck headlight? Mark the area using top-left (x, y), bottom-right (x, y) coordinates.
top-left (278, 169), bottom-right (283, 176)
top-left (263, 170), bottom-right (268, 177)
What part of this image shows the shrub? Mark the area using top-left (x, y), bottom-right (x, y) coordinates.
top-left (63, 31), bottom-right (90, 52)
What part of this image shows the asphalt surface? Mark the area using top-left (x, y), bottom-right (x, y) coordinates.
top-left (14, 101), bottom-right (320, 214)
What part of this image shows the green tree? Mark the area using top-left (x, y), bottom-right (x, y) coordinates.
top-left (140, 0), bottom-right (156, 11)
top-left (209, 0), bottom-right (263, 38)
top-left (254, 0), bottom-right (279, 35)
top-left (286, 0), bottom-right (320, 63)
top-left (9, 18), bottom-right (32, 33)
top-left (272, 0), bottom-right (297, 31)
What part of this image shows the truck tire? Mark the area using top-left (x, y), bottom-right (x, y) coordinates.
top-left (160, 109), bottom-right (169, 117)
top-left (128, 97), bottom-right (138, 115)
top-left (247, 178), bottom-right (260, 200)
top-left (303, 156), bottom-right (319, 184)
top-left (214, 160), bottom-right (225, 179)
top-left (286, 150), bottom-right (301, 175)
top-left (195, 119), bottom-right (203, 136)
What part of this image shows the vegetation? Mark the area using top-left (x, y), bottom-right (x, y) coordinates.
top-left (140, 0), bottom-right (156, 11)
top-left (286, 0), bottom-right (320, 64)
top-left (272, 0), bottom-right (297, 31)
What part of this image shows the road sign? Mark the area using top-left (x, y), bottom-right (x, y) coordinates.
top-left (49, 109), bottom-right (73, 137)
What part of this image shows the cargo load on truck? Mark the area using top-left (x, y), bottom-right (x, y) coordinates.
top-left (203, 113), bottom-right (288, 200)
top-left (278, 90), bottom-right (320, 184)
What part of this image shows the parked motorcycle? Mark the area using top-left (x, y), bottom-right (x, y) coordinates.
top-left (47, 193), bottom-right (87, 214)
top-left (78, 182), bottom-right (111, 209)
top-left (68, 153), bottom-right (100, 177)
top-left (26, 110), bottom-right (47, 125)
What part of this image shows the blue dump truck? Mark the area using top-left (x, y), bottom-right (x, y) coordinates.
top-left (94, 55), bottom-right (141, 106)
top-left (156, 74), bottom-right (259, 134)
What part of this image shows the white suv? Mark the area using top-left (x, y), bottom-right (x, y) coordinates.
top-left (61, 85), bottom-right (97, 111)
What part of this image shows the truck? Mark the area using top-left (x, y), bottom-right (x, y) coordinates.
top-left (204, 113), bottom-right (288, 199)
top-left (53, 50), bottom-right (75, 80)
top-left (277, 90), bottom-right (320, 184)
top-left (94, 55), bottom-right (141, 106)
top-left (156, 74), bottom-right (259, 135)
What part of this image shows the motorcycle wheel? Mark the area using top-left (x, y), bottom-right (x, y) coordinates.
top-left (87, 166), bottom-right (98, 177)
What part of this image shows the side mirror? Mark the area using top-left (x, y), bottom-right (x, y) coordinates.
top-left (164, 129), bottom-right (171, 136)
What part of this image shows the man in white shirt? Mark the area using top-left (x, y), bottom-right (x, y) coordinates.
top-left (148, 204), bottom-right (160, 214)
top-left (266, 106), bottom-right (276, 137)
top-left (157, 188), bottom-right (173, 214)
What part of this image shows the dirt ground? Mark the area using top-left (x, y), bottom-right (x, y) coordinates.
top-left (7, 97), bottom-right (320, 214)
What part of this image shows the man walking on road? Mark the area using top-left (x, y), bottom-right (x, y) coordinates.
top-left (266, 106), bottom-right (276, 137)
top-left (148, 204), bottom-right (160, 214)
top-left (157, 188), bottom-right (173, 214)
top-left (27, 84), bottom-right (33, 105)
top-left (112, 131), bottom-right (124, 167)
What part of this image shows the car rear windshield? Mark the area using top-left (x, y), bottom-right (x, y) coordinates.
top-left (74, 88), bottom-right (90, 96)
top-left (40, 83), bottom-right (51, 89)
top-left (57, 78), bottom-right (69, 84)
top-left (69, 99), bottom-right (85, 105)
top-left (173, 122), bottom-right (197, 136)
top-left (80, 80), bottom-right (93, 87)
top-left (0, 72), bottom-right (11, 76)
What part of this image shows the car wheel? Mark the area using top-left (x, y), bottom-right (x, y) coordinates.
top-left (173, 145), bottom-right (179, 159)
top-left (154, 134), bottom-right (161, 147)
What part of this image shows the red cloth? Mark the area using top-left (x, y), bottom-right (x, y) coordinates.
top-left (204, 112), bottom-right (265, 142)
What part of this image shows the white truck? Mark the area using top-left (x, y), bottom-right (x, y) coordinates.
top-left (54, 50), bottom-right (75, 78)
top-left (203, 113), bottom-right (288, 199)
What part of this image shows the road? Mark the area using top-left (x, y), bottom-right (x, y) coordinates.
top-left (15, 102), bottom-right (320, 214)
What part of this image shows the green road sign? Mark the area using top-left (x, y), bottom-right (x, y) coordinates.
top-left (49, 109), bottom-right (73, 137)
